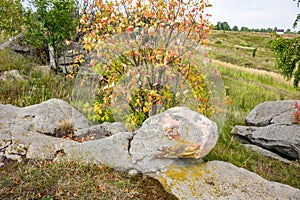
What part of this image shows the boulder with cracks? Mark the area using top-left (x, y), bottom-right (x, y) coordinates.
top-left (232, 100), bottom-right (300, 161)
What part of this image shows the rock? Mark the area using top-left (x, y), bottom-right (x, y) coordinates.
top-left (1, 99), bottom-right (300, 199)
top-left (15, 98), bottom-right (90, 134)
top-left (0, 99), bottom-right (90, 161)
top-left (0, 99), bottom-right (132, 171)
top-left (100, 122), bottom-right (128, 135)
top-left (35, 65), bottom-right (51, 74)
top-left (155, 160), bottom-right (300, 200)
top-left (76, 132), bottom-right (135, 171)
top-left (58, 41), bottom-right (85, 73)
top-left (130, 107), bottom-right (218, 173)
top-left (0, 70), bottom-right (25, 82)
top-left (0, 34), bottom-right (30, 53)
top-left (232, 100), bottom-right (300, 161)
top-left (232, 125), bottom-right (300, 160)
top-left (243, 144), bottom-right (293, 164)
top-left (246, 100), bottom-right (300, 126)
top-left (73, 122), bottom-right (127, 141)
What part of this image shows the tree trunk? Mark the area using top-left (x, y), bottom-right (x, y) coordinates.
top-left (49, 45), bottom-right (58, 73)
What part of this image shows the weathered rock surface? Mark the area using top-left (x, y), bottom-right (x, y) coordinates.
top-left (0, 99), bottom-right (89, 161)
top-left (130, 107), bottom-right (219, 173)
top-left (232, 124), bottom-right (300, 160)
top-left (232, 100), bottom-right (300, 161)
top-left (76, 132), bottom-right (135, 171)
top-left (0, 34), bottom-right (30, 53)
top-left (0, 70), bottom-right (25, 82)
top-left (243, 144), bottom-right (293, 164)
top-left (1, 100), bottom-right (218, 173)
top-left (156, 160), bottom-right (300, 200)
top-left (2, 99), bottom-right (300, 199)
top-left (0, 99), bottom-right (134, 171)
top-left (246, 100), bottom-right (300, 126)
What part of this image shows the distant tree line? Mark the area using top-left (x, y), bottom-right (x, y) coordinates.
top-left (213, 21), bottom-right (294, 34)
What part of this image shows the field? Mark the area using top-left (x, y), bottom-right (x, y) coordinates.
top-left (0, 31), bottom-right (300, 199)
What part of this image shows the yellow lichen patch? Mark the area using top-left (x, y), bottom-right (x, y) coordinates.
top-left (157, 161), bottom-right (210, 198)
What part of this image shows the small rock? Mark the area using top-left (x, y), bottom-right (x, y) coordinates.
top-left (0, 70), bottom-right (25, 82)
top-left (243, 144), bottom-right (293, 164)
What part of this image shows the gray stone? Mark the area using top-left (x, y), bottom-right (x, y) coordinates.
top-left (232, 100), bottom-right (300, 161)
top-left (14, 98), bottom-right (90, 135)
top-left (73, 122), bottom-right (127, 142)
top-left (0, 70), bottom-right (25, 82)
top-left (232, 124), bottom-right (300, 160)
top-left (74, 122), bottom-right (127, 138)
top-left (1, 100), bottom-right (300, 199)
top-left (0, 34), bottom-right (30, 53)
top-left (0, 99), bottom-right (132, 171)
top-left (35, 65), bottom-right (51, 74)
top-left (155, 160), bottom-right (300, 200)
top-left (243, 144), bottom-right (293, 164)
top-left (100, 122), bottom-right (128, 135)
top-left (0, 104), bottom-right (19, 150)
top-left (246, 100), bottom-right (300, 126)
top-left (76, 132), bottom-right (134, 171)
top-left (0, 99), bottom-right (90, 161)
top-left (130, 107), bottom-right (218, 173)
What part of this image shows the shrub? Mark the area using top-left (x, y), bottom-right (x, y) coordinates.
top-left (78, 0), bottom-right (224, 130)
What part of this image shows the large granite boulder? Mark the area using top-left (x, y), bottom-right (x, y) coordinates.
top-left (130, 107), bottom-right (219, 173)
top-left (232, 100), bottom-right (300, 161)
top-left (155, 160), bottom-right (300, 199)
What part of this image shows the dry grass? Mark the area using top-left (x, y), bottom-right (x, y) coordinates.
top-left (0, 159), bottom-right (177, 200)
top-left (213, 59), bottom-right (293, 85)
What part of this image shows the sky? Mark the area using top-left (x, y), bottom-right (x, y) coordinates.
top-left (209, 0), bottom-right (300, 31)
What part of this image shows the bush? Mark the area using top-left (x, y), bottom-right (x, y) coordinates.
top-left (78, 0), bottom-right (223, 130)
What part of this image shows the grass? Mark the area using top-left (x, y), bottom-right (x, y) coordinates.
top-left (0, 48), bottom-right (74, 106)
top-left (0, 46), bottom-right (177, 199)
top-left (0, 159), bottom-right (177, 199)
top-left (0, 30), bottom-right (300, 198)
top-left (204, 31), bottom-right (300, 188)
top-left (208, 30), bottom-right (278, 72)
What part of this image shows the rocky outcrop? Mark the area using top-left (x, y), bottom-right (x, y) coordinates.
top-left (0, 99), bottom-right (90, 162)
top-left (232, 100), bottom-right (300, 161)
top-left (0, 101), bottom-right (218, 173)
top-left (1, 99), bottom-right (300, 199)
top-left (243, 144), bottom-right (292, 164)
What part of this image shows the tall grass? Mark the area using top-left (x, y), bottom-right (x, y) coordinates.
top-left (204, 55), bottom-right (300, 189)
top-left (0, 49), bottom-right (74, 106)
top-left (208, 30), bottom-right (278, 72)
